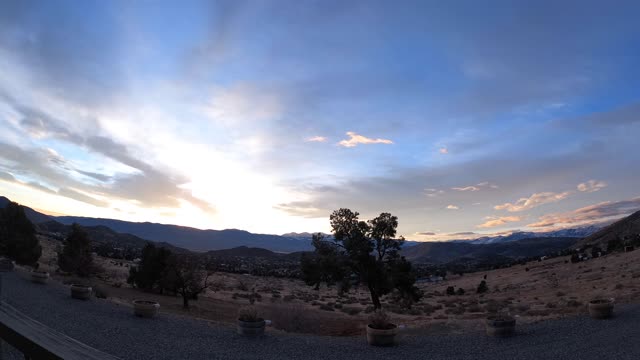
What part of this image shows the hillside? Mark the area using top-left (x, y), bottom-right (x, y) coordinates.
top-left (577, 210), bottom-right (640, 249)
top-left (0, 196), bottom-right (52, 224)
top-left (403, 237), bottom-right (579, 264)
top-left (37, 220), bottom-right (189, 255)
top-left (55, 216), bottom-right (313, 252)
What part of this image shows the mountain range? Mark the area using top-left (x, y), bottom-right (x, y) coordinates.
top-left (1, 195), bottom-right (636, 256)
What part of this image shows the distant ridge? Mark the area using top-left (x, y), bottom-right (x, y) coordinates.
top-left (0, 196), bottom-right (52, 224)
top-left (55, 216), bottom-right (313, 253)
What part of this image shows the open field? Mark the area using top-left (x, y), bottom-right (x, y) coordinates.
top-left (4, 269), bottom-right (640, 360)
top-left (34, 235), bottom-right (640, 337)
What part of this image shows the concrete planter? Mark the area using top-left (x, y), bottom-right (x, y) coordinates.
top-left (237, 319), bottom-right (266, 336)
top-left (133, 300), bottom-right (160, 318)
top-left (588, 299), bottom-right (614, 319)
top-left (30, 270), bottom-right (49, 284)
top-left (70, 284), bottom-right (92, 300)
top-left (486, 315), bottom-right (516, 337)
top-left (366, 324), bottom-right (398, 346)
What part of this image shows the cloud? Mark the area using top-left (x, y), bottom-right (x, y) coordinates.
top-left (204, 84), bottom-right (283, 125)
top-left (414, 231), bottom-right (436, 236)
top-left (446, 205), bottom-right (459, 210)
top-left (452, 182), bottom-right (498, 192)
top-left (439, 147), bottom-right (448, 154)
top-left (338, 132), bottom-right (393, 148)
top-left (424, 188), bottom-right (445, 197)
top-left (477, 216), bottom-right (523, 228)
top-left (527, 197), bottom-right (640, 228)
top-left (495, 191), bottom-right (572, 212)
top-left (0, 98), bottom-right (215, 213)
top-left (453, 186), bottom-right (480, 192)
top-left (273, 201), bottom-right (327, 218)
top-left (577, 179), bottom-right (607, 193)
top-left (449, 232), bottom-right (479, 236)
top-left (306, 136), bottom-right (328, 143)
top-left (57, 188), bottom-right (108, 208)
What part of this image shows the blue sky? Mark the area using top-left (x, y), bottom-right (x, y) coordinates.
top-left (0, 0), bottom-right (639, 239)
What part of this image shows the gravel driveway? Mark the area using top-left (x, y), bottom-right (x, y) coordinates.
top-left (2, 271), bottom-right (639, 360)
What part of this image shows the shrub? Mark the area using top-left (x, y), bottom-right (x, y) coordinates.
top-left (319, 304), bottom-right (334, 311)
top-left (476, 280), bottom-right (488, 294)
top-left (446, 286), bottom-right (455, 296)
top-left (566, 300), bottom-right (582, 307)
top-left (407, 308), bottom-right (422, 316)
top-left (368, 310), bottom-right (393, 329)
top-left (364, 305), bottom-right (375, 314)
top-left (93, 285), bottom-right (109, 299)
top-left (341, 307), bottom-right (362, 315)
top-left (456, 288), bottom-right (465, 296)
top-left (238, 306), bottom-right (260, 322)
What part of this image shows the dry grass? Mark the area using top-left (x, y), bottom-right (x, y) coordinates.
top-left (33, 236), bottom-right (640, 337)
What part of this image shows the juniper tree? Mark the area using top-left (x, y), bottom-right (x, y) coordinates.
top-left (301, 209), bottom-right (421, 310)
top-left (58, 223), bottom-right (94, 276)
top-left (0, 202), bottom-right (41, 265)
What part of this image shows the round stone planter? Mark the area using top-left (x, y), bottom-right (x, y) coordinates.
top-left (133, 300), bottom-right (160, 318)
top-left (366, 324), bottom-right (398, 346)
top-left (30, 270), bottom-right (49, 284)
top-left (237, 319), bottom-right (266, 336)
top-left (70, 284), bottom-right (92, 300)
top-left (588, 299), bottom-right (614, 319)
top-left (486, 315), bottom-right (516, 337)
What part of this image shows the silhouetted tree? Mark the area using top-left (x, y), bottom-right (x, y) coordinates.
top-left (0, 202), bottom-right (41, 265)
top-left (169, 255), bottom-right (213, 309)
top-left (477, 280), bottom-right (488, 294)
top-left (301, 233), bottom-right (350, 291)
top-left (302, 209), bottom-right (421, 309)
top-left (127, 243), bottom-right (173, 292)
top-left (58, 223), bottom-right (94, 276)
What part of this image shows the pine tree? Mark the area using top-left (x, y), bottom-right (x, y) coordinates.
top-left (58, 223), bottom-right (94, 276)
top-left (0, 202), bottom-right (41, 265)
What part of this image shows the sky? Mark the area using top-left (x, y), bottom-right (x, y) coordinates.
top-left (0, 0), bottom-right (639, 240)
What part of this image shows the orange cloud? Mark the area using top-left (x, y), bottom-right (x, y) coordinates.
top-left (495, 191), bottom-right (572, 212)
top-left (477, 215), bottom-right (523, 228)
top-left (528, 197), bottom-right (640, 228)
top-left (577, 179), bottom-right (607, 193)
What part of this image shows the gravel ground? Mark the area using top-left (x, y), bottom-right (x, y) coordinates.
top-left (2, 271), bottom-right (639, 360)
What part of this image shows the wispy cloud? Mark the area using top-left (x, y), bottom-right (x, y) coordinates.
top-left (577, 179), bottom-right (607, 193)
top-left (477, 215), bottom-right (523, 228)
top-left (306, 136), bottom-right (328, 143)
top-left (527, 197), bottom-right (640, 228)
top-left (414, 231), bottom-right (436, 236)
top-left (452, 182), bottom-right (498, 192)
top-left (446, 204), bottom-right (460, 210)
top-left (439, 147), bottom-right (448, 154)
top-left (495, 191), bottom-right (572, 212)
top-left (338, 132), bottom-right (393, 148)
top-left (424, 188), bottom-right (445, 197)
